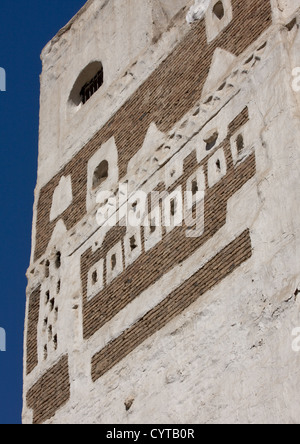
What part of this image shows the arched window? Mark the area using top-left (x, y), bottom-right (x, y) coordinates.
top-left (92, 160), bottom-right (109, 189)
top-left (69, 61), bottom-right (103, 106)
top-left (213, 1), bottom-right (225, 20)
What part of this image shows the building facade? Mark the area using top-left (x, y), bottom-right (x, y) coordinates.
top-left (23, 0), bottom-right (300, 424)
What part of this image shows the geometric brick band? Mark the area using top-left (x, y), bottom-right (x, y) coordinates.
top-left (91, 229), bottom-right (252, 382)
top-left (34, 0), bottom-right (271, 261)
top-left (81, 107), bottom-right (253, 339)
top-left (26, 286), bottom-right (41, 375)
top-left (26, 355), bottom-right (70, 424)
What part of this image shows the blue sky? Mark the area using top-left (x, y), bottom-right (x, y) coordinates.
top-left (0, 0), bottom-right (87, 425)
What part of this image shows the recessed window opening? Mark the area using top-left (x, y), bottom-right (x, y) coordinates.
top-left (150, 219), bottom-right (156, 234)
top-left (48, 325), bottom-right (53, 341)
top-left (93, 160), bottom-right (109, 189)
top-left (50, 298), bottom-right (55, 312)
top-left (213, 1), bottom-right (225, 20)
top-left (53, 334), bottom-right (58, 351)
top-left (192, 180), bottom-right (199, 196)
top-left (236, 134), bottom-right (244, 154)
top-left (130, 236), bottom-right (138, 251)
top-left (69, 61), bottom-right (103, 107)
top-left (132, 201), bottom-right (138, 212)
top-left (216, 159), bottom-right (221, 171)
top-left (80, 67), bottom-right (103, 105)
top-left (55, 252), bottom-right (61, 269)
top-left (170, 199), bottom-right (177, 217)
top-left (111, 254), bottom-right (117, 270)
top-left (92, 270), bottom-right (98, 285)
top-left (205, 132), bottom-right (218, 151)
top-left (45, 260), bottom-right (50, 278)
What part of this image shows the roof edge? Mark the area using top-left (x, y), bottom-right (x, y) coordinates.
top-left (41, 0), bottom-right (109, 59)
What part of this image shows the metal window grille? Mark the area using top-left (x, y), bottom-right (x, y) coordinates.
top-left (80, 68), bottom-right (103, 104)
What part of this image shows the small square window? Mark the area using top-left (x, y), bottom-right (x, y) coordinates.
top-left (87, 259), bottom-right (104, 301)
top-left (124, 229), bottom-right (142, 268)
top-left (207, 148), bottom-right (227, 188)
top-left (106, 242), bottom-right (123, 285)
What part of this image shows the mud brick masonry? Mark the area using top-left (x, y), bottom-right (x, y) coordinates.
top-left (23, 0), bottom-right (300, 424)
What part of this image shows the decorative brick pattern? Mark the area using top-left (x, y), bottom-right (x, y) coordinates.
top-left (26, 355), bottom-right (70, 424)
top-left (91, 229), bottom-right (252, 382)
top-left (26, 286), bottom-right (41, 375)
top-left (81, 107), bottom-right (252, 339)
top-left (33, 0), bottom-right (271, 261)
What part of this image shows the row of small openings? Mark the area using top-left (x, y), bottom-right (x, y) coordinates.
top-left (90, 147), bottom-right (230, 293)
top-left (44, 334), bottom-right (58, 360)
top-left (44, 252), bottom-right (61, 278)
top-left (204, 130), bottom-right (245, 156)
top-left (43, 288), bottom-right (59, 360)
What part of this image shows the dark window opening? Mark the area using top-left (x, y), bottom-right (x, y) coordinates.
top-left (236, 134), bottom-right (244, 154)
top-left (45, 260), bottom-right (50, 278)
top-left (130, 236), bottom-right (138, 251)
top-left (53, 334), bottom-right (58, 351)
top-left (216, 159), bottom-right (221, 171)
top-left (93, 160), bottom-right (109, 189)
top-left (213, 1), bottom-right (225, 20)
top-left (192, 180), bottom-right (199, 196)
top-left (111, 254), bottom-right (117, 271)
top-left (48, 325), bottom-right (53, 341)
top-left (205, 132), bottom-right (219, 151)
top-left (170, 199), bottom-right (177, 217)
top-left (55, 252), bottom-right (61, 269)
top-left (286, 18), bottom-right (297, 32)
top-left (50, 298), bottom-right (55, 312)
top-left (80, 67), bottom-right (103, 105)
top-left (150, 220), bottom-right (156, 234)
top-left (92, 270), bottom-right (98, 285)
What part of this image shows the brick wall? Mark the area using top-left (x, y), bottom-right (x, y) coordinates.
top-left (26, 286), bottom-right (41, 375)
top-left (26, 355), bottom-right (70, 424)
top-left (81, 107), bottom-right (253, 339)
top-left (91, 229), bottom-right (252, 382)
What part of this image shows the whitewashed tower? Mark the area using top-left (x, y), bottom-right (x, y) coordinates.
top-left (23, 0), bottom-right (300, 424)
